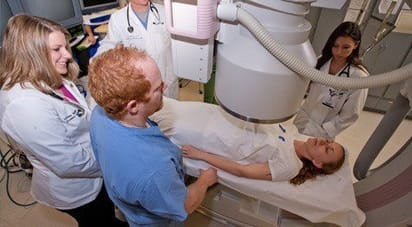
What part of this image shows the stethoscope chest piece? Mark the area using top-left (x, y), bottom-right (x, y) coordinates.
top-left (126, 2), bottom-right (162, 33)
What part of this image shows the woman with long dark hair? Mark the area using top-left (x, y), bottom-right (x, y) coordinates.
top-left (293, 21), bottom-right (369, 139)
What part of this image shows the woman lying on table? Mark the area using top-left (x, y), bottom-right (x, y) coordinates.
top-left (182, 137), bottom-right (345, 185)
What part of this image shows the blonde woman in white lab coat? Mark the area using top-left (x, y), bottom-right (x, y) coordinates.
top-left (0, 15), bottom-right (126, 227)
top-left (95, 0), bottom-right (179, 99)
top-left (293, 22), bottom-right (369, 139)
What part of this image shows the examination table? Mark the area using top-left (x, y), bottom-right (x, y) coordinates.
top-left (151, 97), bottom-right (365, 226)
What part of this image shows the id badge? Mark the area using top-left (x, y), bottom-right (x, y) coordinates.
top-left (322, 88), bottom-right (345, 109)
top-left (126, 34), bottom-right (143, 41)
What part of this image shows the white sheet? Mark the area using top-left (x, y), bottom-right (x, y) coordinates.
top-left (151, 97), bottom-right (365, 226)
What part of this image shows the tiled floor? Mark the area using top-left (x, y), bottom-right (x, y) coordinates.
top-left (0, 81), bottom-right (411, 227)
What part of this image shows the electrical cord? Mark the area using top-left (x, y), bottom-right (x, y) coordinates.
top-left (0, 159), bottom-right (6, 183)
top-left (0, 148), bottom-right (21, 173)
top-left (178, 79), bottom-right (192, 88)
top-left (0, 145), bottom-right (37, 207)
top-left (178, 79), bottom-right (203, 94)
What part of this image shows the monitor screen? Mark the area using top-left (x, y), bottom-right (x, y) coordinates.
top-left (80, 0), bottom-right (119, 14)
top-left (6, 0), bottom-right (83, 29)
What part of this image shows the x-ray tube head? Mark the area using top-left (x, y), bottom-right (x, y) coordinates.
top-left (165, 0), bottom-right (317, 123)
top-left (214, 39), bottom-right (315, 123)
top-left (214, 1), bottom-right (316, 123)
top-left (166, 0), bottom-right (412, 123)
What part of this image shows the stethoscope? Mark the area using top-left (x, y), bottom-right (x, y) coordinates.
top-left (337, 64), bottom-right (350, 78)
top-left (48, 91), bottom-right (86, 117)
top-left (127, 2), bottom-right (163, 33)
top-left (322, 64), bottom-right (350, 108)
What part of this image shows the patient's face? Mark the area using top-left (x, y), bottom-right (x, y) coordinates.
top-left (304, 138), bottom-right (344, 167)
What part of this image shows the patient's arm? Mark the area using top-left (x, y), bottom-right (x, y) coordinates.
top-left (182, 145), bottom-right (272, 181)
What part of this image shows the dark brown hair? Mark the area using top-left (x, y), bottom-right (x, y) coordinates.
top-left (316, 21), bottom-right (366, 71)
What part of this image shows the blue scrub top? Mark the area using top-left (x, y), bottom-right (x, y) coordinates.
top-left (90, 106), bottom-right (187, 226)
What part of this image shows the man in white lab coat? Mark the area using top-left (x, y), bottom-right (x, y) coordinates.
top-left (95, 0), bottom-right (179, 99)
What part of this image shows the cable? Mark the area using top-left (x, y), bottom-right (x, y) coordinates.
top-left (178, 79), bottom-right (192, 88)
top-left (216, 4), bottom-right (412, 89)
top-left (0, 171), bottom-right (5, 184)
top-left (0, 148), bottom-right (22, 173)
top-left (235, 7), bottom-right (412, 89)
top-left (0, 144), bottom-right (37, 207)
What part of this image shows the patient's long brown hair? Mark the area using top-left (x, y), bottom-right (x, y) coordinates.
top-left (289, 147), bottom-right (345, 185)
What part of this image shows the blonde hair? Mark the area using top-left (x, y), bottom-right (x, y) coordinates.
top-left (0, 14), bottom-right (79, 92)
top-left (88, 44), bottom-right (151, 119)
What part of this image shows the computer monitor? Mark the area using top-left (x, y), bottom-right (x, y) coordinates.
top-left (80, 0), bottom-right (119, 14)
top-left (6, 0), bottom-right (83, 30)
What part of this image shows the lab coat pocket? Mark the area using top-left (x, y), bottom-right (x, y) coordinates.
top-left (149, 29), bottom-right (170, 57)
top-left (310, 104), bottom-right (330, 125)
top-left (124, 33), bottom-right (144, 48)
top-left (57, 104), bottom-right (89, 137)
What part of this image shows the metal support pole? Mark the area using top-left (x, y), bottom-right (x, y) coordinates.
top-left (354, 92), bottom-right (411, 180)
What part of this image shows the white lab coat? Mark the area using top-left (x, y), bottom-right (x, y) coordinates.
top-left (0, 80), bottom-right (102, 209)
top-left (95, 2), bottom-right (178, 99)
top-left (293, 59), bottom-right (369, 139)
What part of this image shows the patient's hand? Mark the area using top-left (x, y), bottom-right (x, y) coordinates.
top-left (182, 145), bottom-right (205, 160)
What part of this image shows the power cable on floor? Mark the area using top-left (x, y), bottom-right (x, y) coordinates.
top-left (178, 79), bottom-right (203, 94)
top-left (0, 145), bottom-right (37, 207)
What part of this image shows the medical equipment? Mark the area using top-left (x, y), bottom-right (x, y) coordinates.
top-left (163, 0), bottom-right (219, 83)
top-left (126, 5), bottom-right (134, 33)
top-left (79, 0), bottom-right (119, 14)
top-left (47, 91), bottom-right (86, 117)
top-left (150, 2), bottom-right (163, 25)
top-left (337, 64), bottom-right (350, 78)
top-left (160, 1), bottom-right (412, 225)
top-left (353, 81), bottom-right (412, 226)
top-left (6, 0), bottom-right (83, 29)
top-left (0, 132), bottom-right (37, 207)
top-left (151, 97), bottom-right (365, 226)
top-left (127, 1), bottom-right (163, 33)
top-left (164, 0), bottom-right (412, 123)
top-left (321, 63), bottom-right (350, 108)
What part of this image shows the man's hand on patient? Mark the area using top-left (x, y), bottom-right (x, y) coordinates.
top-left (181, 145), bottom-right (205, 160)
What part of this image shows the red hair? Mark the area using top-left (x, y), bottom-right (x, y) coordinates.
top-left (88, 45), bottom-right (151, 119)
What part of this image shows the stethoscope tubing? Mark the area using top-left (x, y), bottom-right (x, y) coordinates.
top-left (48, 91), bottom-right (86, 115)
top-left (321, 63), bottom-right (351, 108)
top-left (338, 64), bottom-right (350, 78)
top-left (127, 2), bottom-right (163, 33)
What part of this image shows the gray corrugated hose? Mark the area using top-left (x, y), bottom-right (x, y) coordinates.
top-left (236, 7), bottom-right (412, 89)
